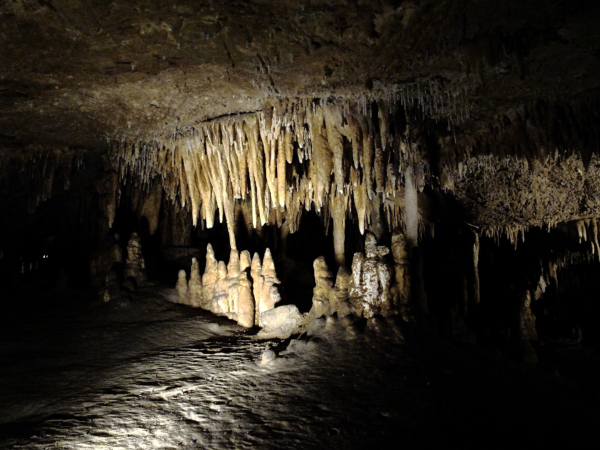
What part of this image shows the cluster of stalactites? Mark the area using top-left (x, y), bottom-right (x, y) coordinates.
top-left (112, 97), bottom-right (432, 249)
top-left (0, 146), bottom-right (86, 212)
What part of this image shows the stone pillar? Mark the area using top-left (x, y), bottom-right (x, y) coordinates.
top-left (311, 256), bottom-right (334, 318)
top-left (124, 232), bottom-right (146, 284)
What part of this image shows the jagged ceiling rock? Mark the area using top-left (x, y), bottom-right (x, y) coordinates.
top-left (1, 0), bottom-right (599, 149)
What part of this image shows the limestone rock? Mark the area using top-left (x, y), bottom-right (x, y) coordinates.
top-left (259, 349), bottom-right (277, 366)
top-left (201, 244), bottom-right (218, 309)
top-left (349, 232), bottom-right (395, 318)
top-left (257, 305), bottom-right (303, 339)
top-left (176, 269), bottom-right (188, 303)
top-left (186, 258), bottom-right (203, 307)
top-left (252, 249), bottom-right (282, 326)
top-left (311, 256), bottom-right (334, 318)
top-left (391, 228), bottom-right (411, 312)
top-left (181, 246), bottom-right (282, 329)
top-left (251, 252), bottom-right (263, 325)
top-left (260, 304), bottom-right (302, 331)
top-left (211, 261), bottom-right (230, 314)
top-left (329, 266), bottom-right (351, 315)
top-left (240, 250), bottom-right (252, 272)
top-left (123, 233), bottom-right (146, 284)
top-left (237, 270), bottom-right (255, 328)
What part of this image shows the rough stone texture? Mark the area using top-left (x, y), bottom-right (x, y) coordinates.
top-left (240, 251), bottom-right (252, 273)
top-left (311, 256), bottom-right (334, 318)
top-left (211, 261), bottom-right (229, 314)
top-left (1, 1), bottom-right (598, 151)
top-left (182, 246), bottom-right (281, 329)
top-left (123, 232), bottom-right (146, 284)
top-left (329, 266), bottom-right (351, 316)
top-left (253, 249), bottom-right (282, 327)
top-left (258, 304), bottom-right (303, 339)
top-left (349, 232), bottom-right (395, 318)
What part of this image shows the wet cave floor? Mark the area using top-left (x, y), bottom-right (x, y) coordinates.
top-left (1, 287), bottom-right (600, 449)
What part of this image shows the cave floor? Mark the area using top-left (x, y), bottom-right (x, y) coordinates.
top-left (1, 287), bottom-right (600, 449)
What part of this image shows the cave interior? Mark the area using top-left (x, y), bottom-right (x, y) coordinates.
top-left (1, 0), bottom-right (600, 447)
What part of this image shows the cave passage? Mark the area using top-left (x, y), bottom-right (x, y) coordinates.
top-left (2, 0), bottom-right (600, 447)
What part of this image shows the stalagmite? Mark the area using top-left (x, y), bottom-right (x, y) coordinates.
top-left (255, 249), bottom-right (282, 326)
top-left (176, 269), bottom-right (188, 303)
top-left (202, 244), bottom-right (218, 309)
top-left (311, 256), bottom-right (334, 318)
top-left (179, 246), bottom-right (282, 329)
top-left (237, 270), bottom-right (255, 328)
top-left (251, 252), bottom-right (264, 325)
top-left (124, 233), bottom-right (146, 284)
top-left (329, 266), bottom-right (352, 316)
top-left (349, 232), bottom-right (395, 318)
top-left (188, 258), bottom-right (203, 307)
top-left (240, 250), bottom-right (252, 272)
top-left (518, 291), bottom-right (538, 342)
top-left (211, 261), bottom-right (229, 313)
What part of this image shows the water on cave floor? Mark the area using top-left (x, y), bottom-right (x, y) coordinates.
top-left (1, 287), bottom-right (599, 449)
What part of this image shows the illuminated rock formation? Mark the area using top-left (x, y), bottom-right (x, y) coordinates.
top-left (188, 258), bottom-right (203, 307)
top-left (258, 305), bottom-right (303, 339)
top-left (181, 246), bottom-right (282, 329)
top-left (255, 248), bottom-right (281, 326)
top-left (176, 269), bottom-right (188, 303)
top-left (311, 257), bottom-right (334, 318)
top-left (201, 244), bottom-right (218, 310)
top-left (329, 266), bottom-right (352, 317)
top-left (349, 233), bottom-right (395, 319)
top-left (3, 0), bottom-right (600, 381)
top-left (237, 270), bottom-right (255, 328)
top-left (123, 233), bottom-right (146, 284)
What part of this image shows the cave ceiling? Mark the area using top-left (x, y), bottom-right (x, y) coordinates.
top-left (0, 0), bottom-right (597, 148)
top-left (1, 0), bottom-right (600, 233)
